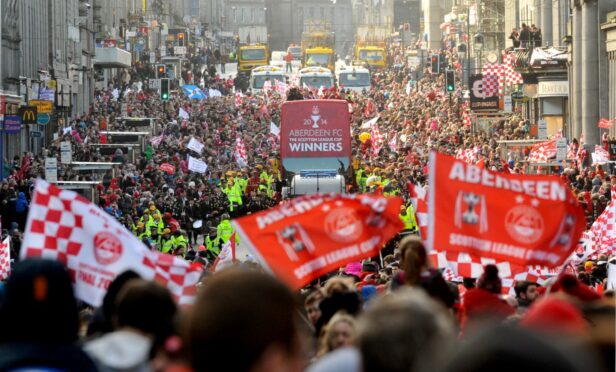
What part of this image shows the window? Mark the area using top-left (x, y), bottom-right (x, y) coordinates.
top-left (241, 8), bottom-right (245, 22)
top-left (309, 7), bottom-right (314, 18)
top-left (251, 8), bottom-right (254, 22)
top-left (320, 7), bottom-right (325, 19)
top-left (233, 8), bottom-right (237, 22)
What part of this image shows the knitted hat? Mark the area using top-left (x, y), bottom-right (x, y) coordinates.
top-left (550, 274), bottom-right (601, 302)
top-left (520, 298), bottom-right (588, 335)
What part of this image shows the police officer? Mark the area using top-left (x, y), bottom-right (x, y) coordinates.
top-left (173, 229), bottom-right (188, 257)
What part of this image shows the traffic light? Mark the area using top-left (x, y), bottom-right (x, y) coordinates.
top-left (178, 33), bottom-right (185, 47)
top-left (445, 70), bottom-right (455, 92)
top-left (431, 54), bottom-right (440, 74)
top-left (157, 64), bottom-right (166, 78)
top-left (160, 78), bottom-right (169, 101)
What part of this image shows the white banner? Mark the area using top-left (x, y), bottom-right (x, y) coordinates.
top-left (179, 107), bottom-right (190, 120)
top-left (60, 141), bottom-right (72, 164)
top-left (188, 155), bottom-right (208, 173)
top-left (187, 137), bottom-right (204, 153)
top-left (270, 122), bottom-right (280, 136)
top-left (45, 157), bottom-right (58, 183)
top-left (21, 180), bottom-right (202, 306)
top-left (361, 116), bottom-right (380, 129)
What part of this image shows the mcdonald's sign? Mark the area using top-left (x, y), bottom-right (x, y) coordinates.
top-left (19, 106), bottom-right (37, 124)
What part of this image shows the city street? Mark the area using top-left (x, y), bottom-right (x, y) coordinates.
top-left (0, 1), bottom-right (614, 371)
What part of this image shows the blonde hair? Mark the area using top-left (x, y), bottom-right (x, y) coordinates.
top-left (317, 312), bottom-right (357, 357)
top-left (323, 277), bottom-right (356, 296)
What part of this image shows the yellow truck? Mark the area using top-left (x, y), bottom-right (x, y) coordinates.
top-left (301, 22), bottom-right (336, 71)
top-left (355, 25), bottom-right (390, 69)
top-left (237, 26), bottom-right (269, 74)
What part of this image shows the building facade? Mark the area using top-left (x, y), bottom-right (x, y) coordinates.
top-left (604, 11), bottom-right (616, 137)
top-left (568, 0), bottom-right (616, 146)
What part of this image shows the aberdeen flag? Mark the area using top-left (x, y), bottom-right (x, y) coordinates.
top-left (427, 152), bottom-right (585, 268)
top-left (232, 194), bottom-right (404, 289)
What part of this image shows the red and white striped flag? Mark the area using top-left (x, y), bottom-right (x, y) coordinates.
top-left (0, 236), bottom-right (10, 280)
top-left (21, 180), bottom-right (202, 306)
top-left (212, 233), bottom-right (237, 272)
top-left (370, 123), bottom-right (383, 156)
top-left (592, 145), bottom-right (610, 164)
top-left (235, 137), bottom-right (248, 168)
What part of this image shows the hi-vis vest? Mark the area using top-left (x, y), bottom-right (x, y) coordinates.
top-left (206, 235), bottom-right (222, 255)
top-left (161, 237), bottom-right (174, 253)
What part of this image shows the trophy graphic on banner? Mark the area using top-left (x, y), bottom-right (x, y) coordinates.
top-left (311, 105), bottom-right (321, 128)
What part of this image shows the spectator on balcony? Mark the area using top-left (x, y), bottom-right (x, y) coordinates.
top-left (519, 23), bottom-right (531, 49)
top-left (509, 28), bottom-right (520, 49)
top-left (531, 25), bottom-right (542, 48)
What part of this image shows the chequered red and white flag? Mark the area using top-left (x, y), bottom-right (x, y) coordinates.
top-left (0, 236), bottom-right (10, 280)
top-left (21, 180), bottom-right (202, 306)
top-left (528, 139), bottom-right (557, 163)
top-left (503, 53), bottom-right (524, 85)
top-left (235, 137), bottom-right (248, 168)
top-left (370, 123), bottom-right (383, 156)
top-left (482, 64), bottom-right (502, 97)
top-left (234, 92), bottom-right (243, 106)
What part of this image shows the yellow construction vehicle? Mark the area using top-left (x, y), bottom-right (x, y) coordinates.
top-left (355, 25), bottom-right (391, 69)
top-left (237, 26), bottom-right (269, 74)
top-left (301, 21), bottom-right (336, 71)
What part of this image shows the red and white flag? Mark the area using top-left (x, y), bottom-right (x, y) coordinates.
top-left (212, 233), bottom-right (236, 272)
top-left (427, 152), bottom-right (586, 268)
top-left (21, 180), bottom-right (202, 306)
top-left (232, 194), bottom-right (403, 289)
top-left (0, 236), bottom-right (10, 280)
top-left (409, 182), bottom-right (564, 281)
top-left (586, 186), bottom-right (616, 258)
top-left (370, 123), bottom-right (383, 156)
top-left (235, 137), bottom-right (248, 168)
top-left (388, 131), bottom-right (398, 152)
top-left (598, 118), bottom-right (613, 129)
top-left (528, 139), bottom-right (557, 163)
top-left (234, 92), bottom-right (243, 106)
top-left (592, 145), bottom-right (610, 164)
top-left (150, 134), bottom-right (164, 147)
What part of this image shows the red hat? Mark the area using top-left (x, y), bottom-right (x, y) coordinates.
top-left (551, 274), bottom-right (601, 302)
top-left (520, 298), bottom-right (588, 335)
top-left (198, 245), bottom-right (206, 251)
top-left (164, 212), bottom-right (172, 219)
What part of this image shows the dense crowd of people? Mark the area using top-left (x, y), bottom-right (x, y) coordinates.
top-left (0, 44), bottom-right (614, 371)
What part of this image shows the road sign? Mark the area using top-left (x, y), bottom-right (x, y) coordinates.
top-left (174, 46), bottom-right (187, 55)
top-left (30, 131), bottom-right (42, 138)
top-left (503, 96), bottom-right (512, 113)
top-left (160, 46), bottom-right (166, 56)
top-left (37, 113), bottom-right (51, 125)
top-left (149, 78), bottom-right (161, 90)
top-left (60, 141), bottom-right (72, 164)
top-left (556, 138), bottom-right (567, 161)
top-left (537, 119), bottom-right (547, 139)
top-left (134, 37), bottom-right (146, 52)
top-left (19, 106), bottom-right (38, 124)
top-left (3, 115), bottom-right (21, 133)
top-left (29, 99), bottom-right (53, 113)
top-left (45, 157), bottom-right (58, 183)
top-left (150, 51), bottom-right (156, 64)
